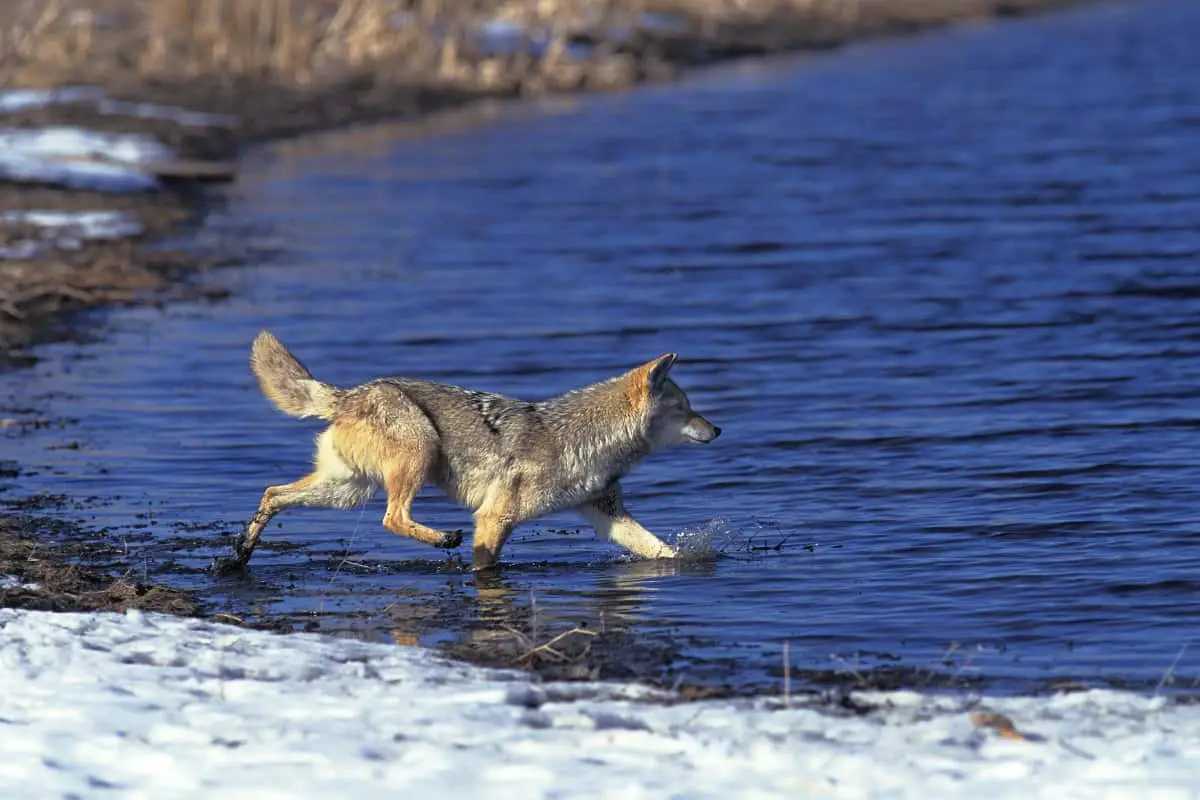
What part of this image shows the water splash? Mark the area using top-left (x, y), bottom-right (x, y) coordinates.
top-left (671, 517), bottom-right (741, 561)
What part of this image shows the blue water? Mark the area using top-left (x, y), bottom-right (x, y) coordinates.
top-left (3, 0), bottom-right (1200, 694)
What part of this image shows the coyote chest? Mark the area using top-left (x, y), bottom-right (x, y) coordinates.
top-left (544, 445), bottom-right (640, 514)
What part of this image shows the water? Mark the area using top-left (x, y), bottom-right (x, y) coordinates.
top-left (3, 0), bottom-right (1200, 695)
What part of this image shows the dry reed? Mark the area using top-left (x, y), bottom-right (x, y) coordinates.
top-left (0, 0), bottom-right (1093, 93)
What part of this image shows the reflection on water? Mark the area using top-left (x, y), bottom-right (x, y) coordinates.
top-left (3, 0), bottom-right (1200, 694)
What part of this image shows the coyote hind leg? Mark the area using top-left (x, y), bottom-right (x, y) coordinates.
top-left (233, 470), bottom-right (379, 564)
top-left (381, 447), bottom-right (462, 550)
top-left (232, 430), bottom-right (379, 566)
top-left (235, 473), bottom-right (318, 563)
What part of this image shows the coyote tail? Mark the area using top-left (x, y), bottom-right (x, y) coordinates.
top-left (249, 330), bottom-right (341, 420)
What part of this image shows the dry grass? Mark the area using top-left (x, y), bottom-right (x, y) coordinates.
top-left (0, 0), bottom-right (1093, 94)
top-left (0, 0), bottom-right (610, 91)
top-left (140, 0), bottom-right (429, 82)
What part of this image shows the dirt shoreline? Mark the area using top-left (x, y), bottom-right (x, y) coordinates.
top-left (1, 0), bottom-right (1107, 685)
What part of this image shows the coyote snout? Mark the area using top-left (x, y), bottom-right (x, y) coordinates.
top-left (686, 416), bottom-right (721, 444)
top-left (227, 332), bottom-right (722, 572)
top-left (644, 359), bottom-right (721, 449)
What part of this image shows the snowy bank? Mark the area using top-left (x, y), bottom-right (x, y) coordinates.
top-left (0, 127), bottom-right (170, 193)
top-left (0, 210), bottom-right (143, 260)
top-left (0, 86), bottom-right (237, 128)
top-left (1, 608), bottom-right (1198, 798)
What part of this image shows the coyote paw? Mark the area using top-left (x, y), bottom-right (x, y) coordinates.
top-left (438, 529), bottom-right (464, 549)
top-left (209, 556), bottom-right (248, 576)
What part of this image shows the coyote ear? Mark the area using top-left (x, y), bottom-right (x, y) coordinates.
top-left (646, 353), bottom-right (678, 393)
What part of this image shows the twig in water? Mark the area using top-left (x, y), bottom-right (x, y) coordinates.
top-left (513, 627), bottom-right (598, 666)
top-left (319, 503), bottom-right (368, 613)
top-left (831, 654), bottom-right (866, 688)
top-left (530, 587), bottom-right (540, 644)
top-left (1154, 640), bottom-right (1191, 696)
top-left (782, 640), bottom-right (792, 708)
top-left (753, 535), bottom-right (792, 552)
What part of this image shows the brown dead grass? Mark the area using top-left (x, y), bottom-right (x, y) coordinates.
top-left (3, 0), bottom-right (596, 92)
top-left (1, 0), bottom-right (1095, 95)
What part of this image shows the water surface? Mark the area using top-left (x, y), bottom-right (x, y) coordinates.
top-left (4, 0), bottom-right (1200, 694)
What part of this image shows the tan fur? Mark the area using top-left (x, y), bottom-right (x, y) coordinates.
top-left (624, 353), bottom-right (676, 413)
top-left (231, 331), bottom-right (720, 571)
top-left (251, 331), bottom-right (341, 420)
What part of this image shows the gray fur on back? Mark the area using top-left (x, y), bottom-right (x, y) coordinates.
top-left (339, 375), bottom-right (649, 515)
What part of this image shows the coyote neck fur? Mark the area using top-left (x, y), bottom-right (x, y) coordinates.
top-left (537, 375), bottom-right (650, 481)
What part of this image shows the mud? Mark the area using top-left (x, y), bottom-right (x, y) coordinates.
top-left (0, 515), bottom-right (200, 616)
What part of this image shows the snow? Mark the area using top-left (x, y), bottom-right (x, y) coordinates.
top-left (0, 127), bottom-right (167, 192)
top-left (474, 10), bottom-right (689, 60)
top-left (0, 126), bottom-right (171, 166)
top-left (0, 86), bottom-right (236, 128)
top-left (0, 575), bottom-right (39, 591)
top-left (0, 210), bottom-right (143, 240)
top-left (477, 19), bottom-right (595, 61)
top-left (0, 87), bottom-right (106, 113)
top-left (1, 608), bottom-right (1198, 798)
top-left (0, 210), bottom-right (143, 260)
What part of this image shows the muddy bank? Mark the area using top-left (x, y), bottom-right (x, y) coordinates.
top-left (0, 514), bottom-right (200, 616)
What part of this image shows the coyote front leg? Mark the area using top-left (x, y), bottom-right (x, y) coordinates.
top-left (578, 482), bottom-right (677, 560)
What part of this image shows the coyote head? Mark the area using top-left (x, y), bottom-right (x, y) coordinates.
top-left (631, 353), bottom-right (721, 450)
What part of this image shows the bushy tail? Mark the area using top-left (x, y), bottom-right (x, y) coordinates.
top-left (249, 330), bottom-right (341, 420)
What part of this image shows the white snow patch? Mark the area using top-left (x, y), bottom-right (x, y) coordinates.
top-left (0, 127), bottom-right (168, 192)
top-left (0, 127), bottom-right (171, 165)
top-left (0, 86), bottom-right (236, 128)
top-left (0, 575), bottom-right (39, 591)
top-left (477, 19), bottom-right (594, 60)
top-left (1, 607), bottom-right (1198, 798)
top-left (0, 210), bottom-right (143, 240)
top-left (0, 87), bottom-right (106, 113)
top-left (0, 210), bottom-right (143, 260)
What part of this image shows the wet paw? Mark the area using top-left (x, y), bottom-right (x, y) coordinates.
top-left (209, 556), bottom-right (248, 577)
top-left (438, 529), bottom-right (464, 549)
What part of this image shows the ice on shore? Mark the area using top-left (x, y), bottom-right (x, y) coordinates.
top-left (0, 210), bottom-right (143, 240)
top-left (0, 86), bottom-right (236, 128)
top-left (0, 87), bottom-right (106, 113)
top-left (0, 127), bottom-right (167, 192)
top-left (0, 126), bottom-right (171, 166)
top-left (0, 575), bottom-right (39, 591)
top-left (0, 86), bottom-right (237, 192)
top-left (1, 607), bottom-right (1197, 798)
top-left (0, 210), bottom-right (144, 260)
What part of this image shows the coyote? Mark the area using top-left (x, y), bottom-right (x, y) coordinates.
top-left (227, 331), bottom-right (721, 571)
